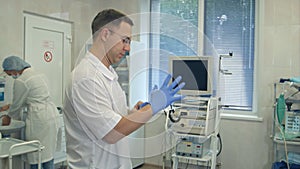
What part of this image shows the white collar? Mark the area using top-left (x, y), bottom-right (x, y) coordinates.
top-left (86, 51), bottom-right (118, 81)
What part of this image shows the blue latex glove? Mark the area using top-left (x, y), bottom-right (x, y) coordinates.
top-left (290, 76), bottom-right (300, 83)
top-left (149, 74), bottom-right (185, 115)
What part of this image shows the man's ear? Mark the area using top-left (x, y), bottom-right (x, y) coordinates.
top-left (100, 28), bottom-right (110, 42)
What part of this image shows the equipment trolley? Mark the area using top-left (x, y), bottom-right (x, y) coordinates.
top-left (272, 82), bottom-right (300, 166)
top-left (167, 97), bottom-right (220, 169)
top-left (0, 138), bottom-right (43, 169)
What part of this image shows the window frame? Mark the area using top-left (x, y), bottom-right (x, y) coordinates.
top-left (146, 0), bottom-right (261, 120)
top-left (198, 0), bottom-right (260, 119)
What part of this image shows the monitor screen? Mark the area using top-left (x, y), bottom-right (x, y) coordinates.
top-left (169, 56), bottom-right (213, 96)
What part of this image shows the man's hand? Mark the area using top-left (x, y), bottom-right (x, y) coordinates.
top-left (135, 101), bottom-right (151, 111)
top-left (149, 74), bottom-right (185, 115)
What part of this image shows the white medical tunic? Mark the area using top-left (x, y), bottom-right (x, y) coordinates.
top-left (63, 52), bottom-right (132, 169)
top-left (8, 68), bottom-right (59, 164)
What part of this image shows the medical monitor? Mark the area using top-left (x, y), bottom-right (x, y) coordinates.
top-left (169, 56), bottom-right (213, 96)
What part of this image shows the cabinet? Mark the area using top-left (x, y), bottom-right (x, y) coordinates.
top-left (167, 97), bottom-right (220, 169)
top-left (272, 82), bottom-right (300, 165)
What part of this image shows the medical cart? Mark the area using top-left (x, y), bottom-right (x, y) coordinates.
top-left (272, 82), bottom-right (300, 165)
top-left (166, 97), bottom-right (220, 169)
top-left (0, 138), bottom-right (43, 169)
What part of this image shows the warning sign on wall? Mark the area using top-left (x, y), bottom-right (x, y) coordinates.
top-left (44, 51), bottom-right (53, 62)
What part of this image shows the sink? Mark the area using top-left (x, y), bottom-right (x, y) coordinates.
top-left (0, 119), bottom-right (25, 135)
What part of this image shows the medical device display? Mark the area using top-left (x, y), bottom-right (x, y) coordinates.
top-left (169, 56), bottom-right (213, 96)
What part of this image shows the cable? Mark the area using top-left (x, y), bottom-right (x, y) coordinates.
top-left (278, 125), bottom-right (290, 169)
top-left (286, 90), bottom-right (300, 100)
top-left (217, 133), bottom-right (223, 156)
top-left (164, 106), bottom-right (179, 169)
top-left (206, 160), bottom-right (211, 169)
top-left (168, 105), bottom-right (181, 123)
top-left (184, 159), bottom-right (190, 169)
top-left (274, 116), bottom-right (290, 169)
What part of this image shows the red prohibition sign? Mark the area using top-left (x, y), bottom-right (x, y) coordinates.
top-left (44, 51), bottom-right (53, 62)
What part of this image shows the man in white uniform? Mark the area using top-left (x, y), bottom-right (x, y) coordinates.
top-left (63, 9), bottom-right (185, 169)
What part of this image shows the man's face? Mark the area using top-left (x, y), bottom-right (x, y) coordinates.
top-left (105, 21), bottom-right (132, 65)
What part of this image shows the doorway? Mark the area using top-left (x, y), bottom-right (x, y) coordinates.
top-left (24, 12), bottom-right (72, 108)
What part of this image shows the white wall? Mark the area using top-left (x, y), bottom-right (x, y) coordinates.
top-left (0, 0), bottom-right (141, 68)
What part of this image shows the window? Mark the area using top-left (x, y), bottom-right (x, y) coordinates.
top-left (149, 0), bottom-right (255, 112)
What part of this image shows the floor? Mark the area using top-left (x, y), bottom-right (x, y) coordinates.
top-left (55, 162), bottom-right (218, 169)
top-left (135, 164), bottom-right (163, 169)
top-left (135, 163), bottom-right (219, 169)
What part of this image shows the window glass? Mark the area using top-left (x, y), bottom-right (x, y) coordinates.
top-left (204, 0), bottom-right (255, 111)
top-left (150, 0), bottom-right (255, 111)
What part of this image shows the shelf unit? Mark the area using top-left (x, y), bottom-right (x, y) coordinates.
top-left (272, 82), bottom-right (300, 165)
top-left (168, 97), bottom-right (220, 169)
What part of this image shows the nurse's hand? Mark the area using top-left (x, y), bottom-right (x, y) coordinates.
top-left (0, 104), bottom-right (10, 112)
top-left (1, 115), bottom-right (11, 126)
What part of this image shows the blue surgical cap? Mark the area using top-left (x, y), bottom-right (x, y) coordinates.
top-left (2, 56), bottom-right (31, 71)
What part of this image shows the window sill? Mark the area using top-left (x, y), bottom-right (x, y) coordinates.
top-left (220, 111), bottom-right (263, 122)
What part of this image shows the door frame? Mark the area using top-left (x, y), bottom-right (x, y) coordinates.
top-left (23, 11), bottom-right (73, 107)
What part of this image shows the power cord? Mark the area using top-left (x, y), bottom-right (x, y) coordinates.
top-left (217, 133), bottom-right (223, 156)
top-left (273, 109), bottom-right (290, 169)
top-left (278, 125), bottom-right (290, 169)
top-left (164, 105), bottom-right (181, 123)
top-left (184, 159), bottom-right (190, 169)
